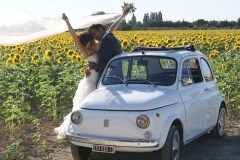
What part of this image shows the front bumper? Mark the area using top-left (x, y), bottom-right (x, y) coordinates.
top-left (66, 133), bottom-right (159, 148)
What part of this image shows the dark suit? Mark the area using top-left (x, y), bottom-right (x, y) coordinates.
top-left (95, 32), bottom-right (122, 74)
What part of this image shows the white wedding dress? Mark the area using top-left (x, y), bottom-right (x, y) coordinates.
top-left (72, 54), bottom-right (99, 111)
top-left (54, 54), bottom-right (99, 139)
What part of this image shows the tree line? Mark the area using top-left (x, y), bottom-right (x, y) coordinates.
top-left (92, 11), bottom-right (240, 30)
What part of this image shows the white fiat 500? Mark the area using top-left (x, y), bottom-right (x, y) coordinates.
top-left (66, 45), bottom-right (227, 160)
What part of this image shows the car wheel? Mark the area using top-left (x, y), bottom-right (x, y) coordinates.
top-left (70, 143), bottom-right (92, 160)
top-left (211, 105), bottom-right (226, 138)
top-left (161, 125), bottom-right (181, 160)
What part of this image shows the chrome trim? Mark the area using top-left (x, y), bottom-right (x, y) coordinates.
top-left (66, 133), bottom-right (159, 148)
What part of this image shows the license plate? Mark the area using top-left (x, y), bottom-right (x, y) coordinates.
top-left (92, 145), bottom-right (115, 153)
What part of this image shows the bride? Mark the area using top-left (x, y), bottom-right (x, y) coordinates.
top-left (54, 11), bottom-right (129, 139)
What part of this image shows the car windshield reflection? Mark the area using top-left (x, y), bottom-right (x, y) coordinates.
top-left (102, 56), bottom-right (177, 86)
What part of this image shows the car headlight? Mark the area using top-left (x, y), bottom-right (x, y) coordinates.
top-left (71, 111), bottom-right (83, 124)
top-left (136, 114), bottom-right (150, 129)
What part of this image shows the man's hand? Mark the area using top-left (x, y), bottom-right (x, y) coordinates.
top-left (85, 62), bottom-right (96, 77)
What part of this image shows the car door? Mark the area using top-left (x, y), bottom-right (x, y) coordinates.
top-left (199, 57), bottom-right (220, 127)
top-left (178, 57), bottom-right (207, 140)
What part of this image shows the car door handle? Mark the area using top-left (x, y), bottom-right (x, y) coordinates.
top-left (204, 88), bottom-right (210, 92)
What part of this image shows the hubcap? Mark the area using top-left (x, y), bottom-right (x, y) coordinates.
top-left (218, 108), bottom-right (226, 136)
top-left (172, 130), bottom-right (180, 160)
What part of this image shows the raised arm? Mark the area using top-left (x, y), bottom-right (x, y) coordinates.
top-left (107, 11), bottom-right (129, 33)
top-left (62, 13), bottom-right (89, 58)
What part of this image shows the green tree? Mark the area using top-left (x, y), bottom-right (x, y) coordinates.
top-left (119, 19), bottom-right (132, 30)
top-left (91, 11), bottom-right (106, 16)
top-left (237, 17), bottom-right (240, 26)
top-left (143, 13), bottom-right (150, 27)
top-left (128, 14), bottom-right (137, 28)
top-left (194, 19), bottom-right (208, 28)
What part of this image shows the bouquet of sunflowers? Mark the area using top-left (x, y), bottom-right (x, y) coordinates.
top-left (122, 2), bottom-right (137, 13)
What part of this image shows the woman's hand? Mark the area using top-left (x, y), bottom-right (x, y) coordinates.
top-left (62, 13), bottom-right (68, 21)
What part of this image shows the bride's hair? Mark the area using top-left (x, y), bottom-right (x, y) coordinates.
top-left (78, 32), bottom-right (94, 47)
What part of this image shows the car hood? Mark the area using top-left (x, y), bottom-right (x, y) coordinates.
top-left (79, 86), bottom-right (178, 111)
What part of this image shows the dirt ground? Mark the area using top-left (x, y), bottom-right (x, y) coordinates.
top-left (0, 109), bottom-right (240, 160)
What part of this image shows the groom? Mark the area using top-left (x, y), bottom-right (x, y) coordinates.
top-left (88, 24), bottom-right (122, 75)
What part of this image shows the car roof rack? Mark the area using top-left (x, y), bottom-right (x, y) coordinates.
top-left (133, 44), bottom-right (196, 52)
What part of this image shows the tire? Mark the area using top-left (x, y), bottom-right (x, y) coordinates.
top-left (211, 105), bottom-right (226, 138)
top-left (161, 125), bottom-right (181, 160)
top-left (70, 143), bottom-right (92, 160)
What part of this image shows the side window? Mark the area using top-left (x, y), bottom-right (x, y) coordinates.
top-left (181, 58), bottom-right (203, 86)
top-left (200, 58), bottom-right (214, 81)
top-left (160, 59), bottom-right (177, 69)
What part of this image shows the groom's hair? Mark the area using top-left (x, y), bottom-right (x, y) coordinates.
top-left (78, 32), bottom-right (94, 47)
top-left (88, 24), bottom-right (106, 32)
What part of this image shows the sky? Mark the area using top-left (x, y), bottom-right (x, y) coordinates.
top-left (0, 0), bottom-right (240, 22)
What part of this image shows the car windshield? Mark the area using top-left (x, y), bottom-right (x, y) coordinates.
top-left (102, 56), bottom-right (177, 86)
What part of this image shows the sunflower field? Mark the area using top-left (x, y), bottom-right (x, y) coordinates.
top-left (0, 30), bottom-right (240, 158)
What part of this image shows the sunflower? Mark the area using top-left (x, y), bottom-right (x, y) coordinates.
top-left (156, 41), bottom-right (162, 47)
top-left (138, 38), bottom-right (144, 44)
top-left (14, 54), bottom-right (21, 60)
top-left (234, 43), bottom-right (240, 52)
top-left (10, 53), bottom-right (15, 59)
top-left (57, 50), bottom-right (62, 55)
top-left (83, 60), bottom-right (88, 66)
top-left (13, 57), bottom-right (19, 64)
top-left (67, 50), bottom-right (74, 58)
top-left (225, 44), bottom-right (229, 51)
top-left (208, 53), bottom-right (215, 59)
top-left (36, 46), bottom-right (41, 51)
top-left (167, 39), bottom-right (172, 44)
top-left (211, 50), bottom-right (219, 55)
top-left (147, 43), bottom-right (153, 47)
top-left (6, 58), bottom-right (11, 66)
top-left (16, 46), bottom-right (21, 52)
top-left (122, 40), bottom-right (128, 48)
top-left (134, 34), bottom-right (138, 40)
top-left (21, 48), bottom-right (26, 54)
top-left (1, 46), bottom-right (6, 50)
top-left (65, 48), bottom-right (69, 52)
top-left (32, 54), bottom-right (40, 61)
top-left (235, 45), bottom-right (240, 52)
top-left (182, 41), bottom-right (189, 46)
top-left (178, 38), bottom-right (183, 43)
top-left (72, 54), bottom-right (77, 61)
top-left (221, 64), bottom-right (227, 70)
top-left (237, 37), bottom-right (240, 42)
top-left (45, 50), bottom-right (53, 59)
top-left (80, 68), bottom-right (85, 75)
top-left (191, 37), bottom-right (196, 42)
top-left (202, 37), bottom-right (207, 41)
top-left (57, 58), bottom-right (63, 64)
top-left (77, 56), bottom-right (82, 63)
top-left (30, 50), bottom-right (34, 55)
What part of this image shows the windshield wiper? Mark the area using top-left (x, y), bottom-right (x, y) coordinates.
top-left (106, 75), bottom-right (128, 86)
top-left (143, 79), bottom-right (157, 87)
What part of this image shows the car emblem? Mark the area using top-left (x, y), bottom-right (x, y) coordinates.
top-left (104, 119), bottom-right (109, 127)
